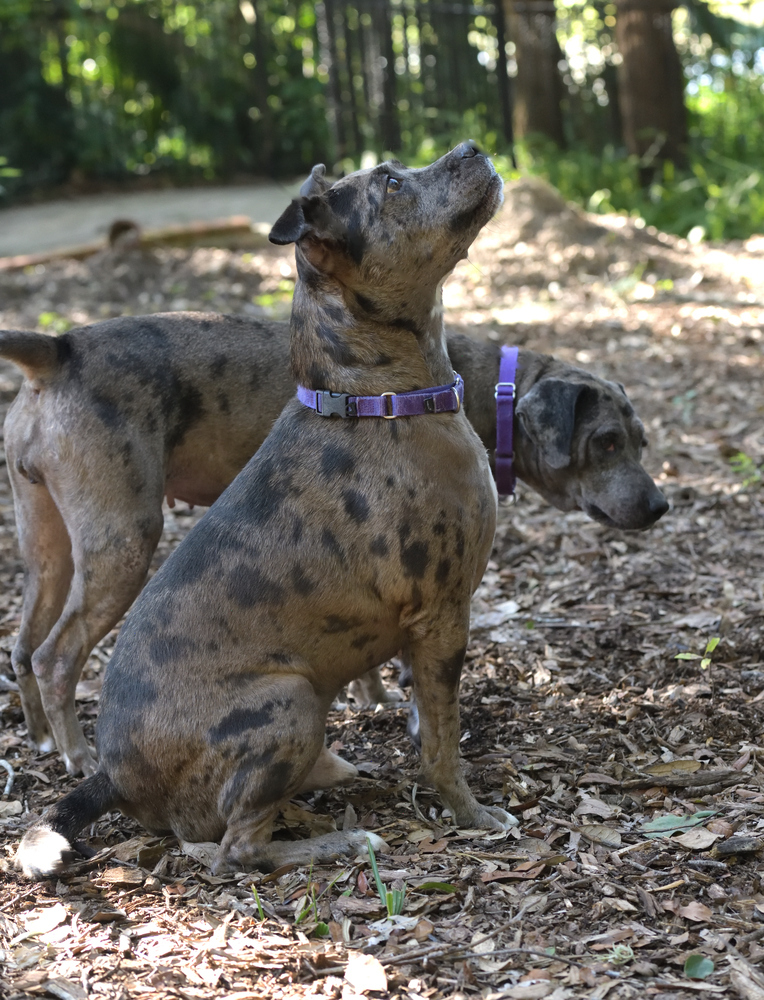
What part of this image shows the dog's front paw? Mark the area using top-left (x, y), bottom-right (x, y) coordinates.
top-left (35, 734), bottom-right (57, 755)
top-left (17, 826), bottom-right (75, 879)
top-left (64, 747), bottom-right (98, 778)
top-left (459, 805), bottom-right (519, 832)
top-left (347, 673), bottom-right (402, 708)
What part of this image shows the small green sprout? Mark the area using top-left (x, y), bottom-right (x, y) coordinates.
top-left (293, 866), bottom-right (343, 936)
top-left (729, 452), bottom-right (762, 491)
top-left (366, 835), bottom-right (405, 917)
top-left (606, 943), bottom-right (634, 966)
top-left (675, 636), bottom-right (719, 670)
top-left (250, 882), bottom-right (265, 921)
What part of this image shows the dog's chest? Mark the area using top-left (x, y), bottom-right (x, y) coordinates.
top-left (271, 406), bottom-right (496, 591)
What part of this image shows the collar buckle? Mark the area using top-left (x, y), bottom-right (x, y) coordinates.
top-left (316, 390), bottom-right (356, 418)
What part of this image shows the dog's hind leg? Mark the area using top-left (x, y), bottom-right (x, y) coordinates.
top-left (33, 490), bottom-right (164, 776)
top-left (207, 674), bottom-right (381, 873)
top-left (10, 476), bottom-right (74, 754)
top-left (214, 820), bottom-right (388, 873)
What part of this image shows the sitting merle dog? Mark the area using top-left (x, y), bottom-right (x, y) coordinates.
top-left (18, 142), bottom-right (519, 877)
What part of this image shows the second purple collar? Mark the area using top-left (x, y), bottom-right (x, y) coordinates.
top-left (495, 345), bottom-right (518, 498)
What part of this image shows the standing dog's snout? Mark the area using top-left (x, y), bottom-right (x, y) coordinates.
top-left (457, 140), bottom-right (481, 158)
top-left (649, 491), bottom-right (670, 522)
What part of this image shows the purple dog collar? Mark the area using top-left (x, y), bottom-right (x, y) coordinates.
top-left (495, 345), bottom-right (518, 498)
top-left (296, 373), bottom-right (464, 419)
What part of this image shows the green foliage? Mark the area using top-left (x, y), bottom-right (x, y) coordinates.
top-left (505, 130), bottom-right (764, 242)
top-left (641, 809), bottom-right (718, 838)
top-left (0, 0), bottom-right (329, 196)
top-left (684, 954), bottom-right (715, 980)
top-left (2, 0), bottom-right (764, 246)
top-left (38, 311), bottom-right (72, 334)
top-left (729, 452), bottom-right (763, 491)
top-left (414, 881), bottom-right (458, 893)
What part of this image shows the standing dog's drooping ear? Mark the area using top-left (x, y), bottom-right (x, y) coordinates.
top-left (515, 378), bottom-right (590, 470)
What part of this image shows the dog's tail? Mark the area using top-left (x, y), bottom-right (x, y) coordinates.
top-left (0, 329), bottom-right (61, 380)
top-left (16, 771), bottom-right (120, 879)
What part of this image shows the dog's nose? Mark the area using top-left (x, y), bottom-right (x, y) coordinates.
top-left (650, 492), bottom-right (669, 521)
top-left (458, 140), bottom-right (481, 158)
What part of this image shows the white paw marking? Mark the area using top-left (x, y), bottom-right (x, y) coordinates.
top-left (354, 831), bottom-right (389, 854)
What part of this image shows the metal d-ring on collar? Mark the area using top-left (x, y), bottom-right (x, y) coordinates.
top-left (495, 345), bottom-right (519, 499)
top-left (296, 373), bottom-right (464, 420)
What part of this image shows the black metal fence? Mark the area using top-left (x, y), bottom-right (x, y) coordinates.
top-left (315, 0), bottom-right (513, 162)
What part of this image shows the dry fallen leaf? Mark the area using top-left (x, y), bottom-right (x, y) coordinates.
top-left (580, 824), bottom-right (622, 848)
top-left (344, 951), bottom-right (387, 993)
top-left (23, 903), bottom-right (68, 936)
top-left (578, 772), bottom-right (620, 786)
top-left (678, 901), bottom-right (713, 922)
top-left (499, 981), bottom-right (554, 999)
top-left (419, 837), bottom-right (449, 853)
top-left (45, 977), bottom-right (88, 1000)
top-left (706, 819), bottom-right (734, 838)
top-left (180, 840), bottom-right (219, 868)
top-left (111, 834), bottom-right (172, 867)
top-left (481, 863), bottom-right (546, 882)
top-left (728, 955), bottom-right (764, 1000)
top-left (468, 932), bottom-right (513, 974)
top-left (575, 796), bottom-right (616, 819)
top-left (644, 759), bottom-right (701, 777)
top-left (673, 828), bottom-right (720, 850)
top-left (414, 918), bottom-right (434, 942)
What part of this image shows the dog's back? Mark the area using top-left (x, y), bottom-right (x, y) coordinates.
top-left (3, 313), bottom-right (293, 506)
top-left (1, 312), bottom-right (294, 776)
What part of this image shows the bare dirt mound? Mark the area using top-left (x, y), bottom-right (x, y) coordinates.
top-left (0, 184), bottom-right (762, 1000)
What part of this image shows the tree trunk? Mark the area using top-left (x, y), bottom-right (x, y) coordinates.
top-left (371, 0), bottom-right (401, 152)
top-left (614, 0), bottom-right (687, 176)
top-left (503, 0), bottom-right (564, 147)
top-left (492, 0), bottom-right (515, 148)
top-left (316, 0), bottom-right (347, 161)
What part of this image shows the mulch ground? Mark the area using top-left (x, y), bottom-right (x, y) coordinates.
top-left (0, 179), bottom-right (763, 1000)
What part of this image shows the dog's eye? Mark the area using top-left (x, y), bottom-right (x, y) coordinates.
top-left (386, 176), bottom-right (402, 194)
top-left (599, 435), bottom-right (619, 453)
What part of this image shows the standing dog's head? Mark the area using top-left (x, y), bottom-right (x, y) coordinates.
top-left (269, 142), bottom-right (503, 320)
top-left (515, 371), bottom-right (668, 530)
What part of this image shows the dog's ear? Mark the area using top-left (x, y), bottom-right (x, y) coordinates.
top-left (270, 198), bottom-right (350, 275)
top-left (300, 163), bottom-right (329, 197)
top-left (269, 200), bottom-right (309, 245)
top-left (269, 165), bottom-right (334, 246)
top-left (516, 378), bottom-right (588, 470)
